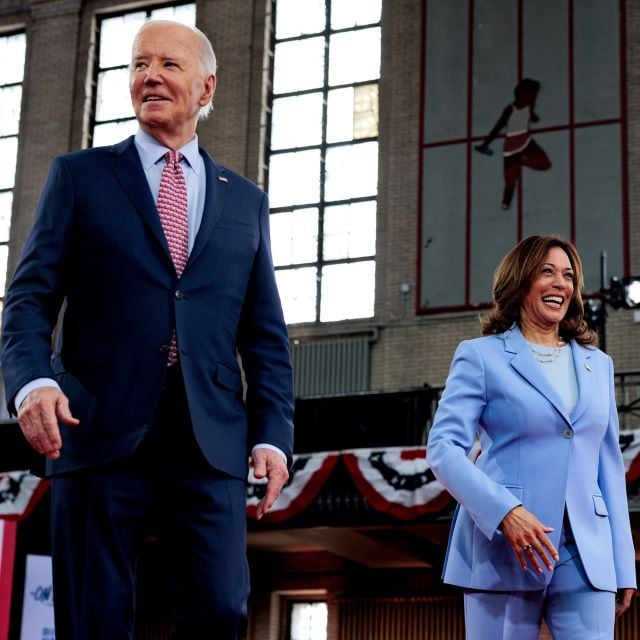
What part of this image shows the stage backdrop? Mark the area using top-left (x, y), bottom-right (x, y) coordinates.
top-left (419, 0), bottom-right (626, 311)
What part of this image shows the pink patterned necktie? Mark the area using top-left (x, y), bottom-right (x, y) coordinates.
top-left (157, 150), bottom-right (189, 365)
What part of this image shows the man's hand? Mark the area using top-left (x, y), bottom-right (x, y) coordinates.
top-left (500, 505), bottom-right (559, 573)
top-left (251, 447), bottom-right (289, 520)
top-left (17, 387), bottom-right (79, 460)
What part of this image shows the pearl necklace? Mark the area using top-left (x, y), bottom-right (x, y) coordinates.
top-left (529, 340), bottom-right (566, 363)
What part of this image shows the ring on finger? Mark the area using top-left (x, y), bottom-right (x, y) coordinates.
top-left (522, 544), bottom-right (533, 551)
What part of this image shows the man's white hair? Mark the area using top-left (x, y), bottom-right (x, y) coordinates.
top-left (134, 19), bottom-right (217, 120)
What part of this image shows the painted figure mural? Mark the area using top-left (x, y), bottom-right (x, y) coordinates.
top-left (475, 78), bottom-right (551, 209)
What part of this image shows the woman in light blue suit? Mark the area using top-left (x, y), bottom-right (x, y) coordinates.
top-left (428, 235), bottom-right (636, 639)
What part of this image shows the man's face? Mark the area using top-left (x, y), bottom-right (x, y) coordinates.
top-left (130, 23), bottom-right (215, 145)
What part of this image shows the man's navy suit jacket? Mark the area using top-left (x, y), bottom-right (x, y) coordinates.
top-left (1, 136), bottom-right (294, 479)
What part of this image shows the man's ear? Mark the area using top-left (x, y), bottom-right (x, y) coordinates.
top-left (201, 74), bottom-right (216, 106)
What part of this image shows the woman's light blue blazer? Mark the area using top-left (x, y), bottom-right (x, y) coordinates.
top-left (427, 325), bottom-right (636, 592)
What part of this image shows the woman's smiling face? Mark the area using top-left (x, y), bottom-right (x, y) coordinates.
top-left (520, 246), bottom-right (575, 334)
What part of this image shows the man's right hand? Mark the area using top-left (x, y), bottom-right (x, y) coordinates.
top-left (17, 387), bottom-right (79, 460)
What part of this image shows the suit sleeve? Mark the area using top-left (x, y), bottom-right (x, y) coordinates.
top-left (1, 158), bottom-right (74, 414)
top-left (598, 355), bottom-right (637, 589)
top-left (427, 340), bottom-right (522, 540)
top-left (237, 192), bottom-right (294, 464)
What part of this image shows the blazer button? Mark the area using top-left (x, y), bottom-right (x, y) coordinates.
top-left (562, 428), bottom-right (573, 439)
top-left (174, 290), bottom-right (184, 300)
top-left (159, 344), bottom-right (170, 353)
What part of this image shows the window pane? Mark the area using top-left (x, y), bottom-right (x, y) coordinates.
top-left (324, 141), bottom-right (378, 201)
top-left (0, 137), bottom-right (18, 190)
top-left (329, 28), bottom-right (381, 86)
top-left (327, 84), bottom-right (378, 143)
top-left (323, 201), bottom-right (376, 260)
top-left (0, 244), bottom-right (8, 294)
top-left (271, 93), bottom-right (324, 150)
top-left (290, 602), bottom-right (328, 640)
top-left (276, 267), bottom-right (317, 324)
top-left (326, 87), bottom-right (354, 143)
top-left (276, 0), bottom-right (326, 39)
top-left (331, 0), bottom-right (382, 30)
top-left (0, 34), bottom-right (26, 85)
top-left (320, 261), bottom-right (375, 321)
top-left (354, 84), bottom-right (379, 138)
top-left (96, 69), bottom-right (134, 121)
top-left (99, 8), bottom-right (195, 70)
top-left (92, 119), bottom-right (139, 147)
top-left (268, 149), bottom-right (321, 208)
top-left (271, 208), bottom-right (319, 266)
top-left (99, 12), bottom-right (147, 68)
top-left (0, 85), bottom-right (22, 136)
top-left (0, 192), bottom-right (13, 243)
top-left (273, 38), bottom-right (325, 94)
top-left (150, 4), bottom-right (196, 24)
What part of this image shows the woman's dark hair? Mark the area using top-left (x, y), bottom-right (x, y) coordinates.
top-left (480, 235), bottom-right (597, 345)
top-left (514, 78), bottom-right (540, 99)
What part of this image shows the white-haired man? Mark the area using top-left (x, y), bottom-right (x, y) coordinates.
top-left (2, 20), bottom-right (294, 639)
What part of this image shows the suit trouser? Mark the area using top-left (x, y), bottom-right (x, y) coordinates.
top-left (464, 519), bottom-right (615, 640)
top-left (50, 364), bottom-right (250, 640)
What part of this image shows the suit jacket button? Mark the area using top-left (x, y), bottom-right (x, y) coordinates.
top-left (174, 290), bottom-right (184, 300)
top-left (160, 344), bottom-right (170, 353)
top-left (562, 428), bottom-right (573, 439)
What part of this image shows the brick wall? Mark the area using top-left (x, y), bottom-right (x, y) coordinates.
top-left (2, 0), bottom-right (639, 386)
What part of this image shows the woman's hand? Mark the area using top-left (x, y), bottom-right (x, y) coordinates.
top-left (615, 589), bottom-right (635, 618)
top-left (500, 506), bottom-right (559, 573)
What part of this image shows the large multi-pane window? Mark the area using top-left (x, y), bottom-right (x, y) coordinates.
top-left (268, 0), bottom-right (382, 324)
top-left (91, 2), bottom-right (196, 147)
top-left (0, 32), bottom-right (26, 298)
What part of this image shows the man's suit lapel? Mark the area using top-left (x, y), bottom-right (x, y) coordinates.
top-left (504, 326), bottom-right (572, 427)
top-left (106, 136), bottom-right (173, 265)
top-left (187, 149), bottom-right (231, 269)
top-left (569, 341), bottom-right (595, 424)
top-left (106, 138), bottom-right (232, 272)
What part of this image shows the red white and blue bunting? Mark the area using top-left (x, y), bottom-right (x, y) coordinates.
top-left (621, 429), bottom-right (640, 483)
top-left (342, 444), bottom-right (480, 520)
top-left (2, 430), bottom-right (639, 526)
top-left (0, 472), bottom-right (48, 521)
top-left (247, 433), bottom-right (640, 523)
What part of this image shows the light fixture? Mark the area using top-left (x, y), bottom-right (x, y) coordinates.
top-left (624, 277), bottom-right (640, 308)
top-left (602, 276), bottom-right (640, 310)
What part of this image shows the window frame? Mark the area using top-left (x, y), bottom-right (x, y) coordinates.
top-left (0, 28), bottom-right (27, 300)
top-left (266, 0), bottom-right (381, 324)
top-left (284, 598), bottom-right (329, 640)
top-left (88, 1), bottom-right (197, 148)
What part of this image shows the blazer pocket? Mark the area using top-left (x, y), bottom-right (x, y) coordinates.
top-left (214, 360), bottom-right (243, 395)
top-left (56, 371), bottom-right (98, 424)
top-left (216, 219), bottom-right (257, 237)
top-left (593, 495), bottom-right (609, 517)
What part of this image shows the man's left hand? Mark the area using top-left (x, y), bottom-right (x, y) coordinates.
top-left (251, 447), bottom-right (289, 520)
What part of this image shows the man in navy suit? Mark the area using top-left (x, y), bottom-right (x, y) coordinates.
top-left (1, 20), bottom-right (294, 639)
